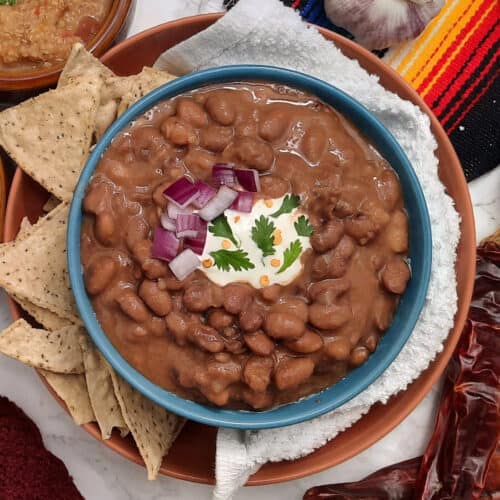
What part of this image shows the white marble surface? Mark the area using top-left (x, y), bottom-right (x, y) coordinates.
top-left (0, 2), bottom-right (499, 499)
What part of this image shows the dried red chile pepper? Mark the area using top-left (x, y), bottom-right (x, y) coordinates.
top-left (304, 235), bottom-right (500, 500)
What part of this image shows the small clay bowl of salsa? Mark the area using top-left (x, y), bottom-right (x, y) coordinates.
top-left (0, 0), bottom-right (133, 107)
top-left (68, 65), bottom-right (432, 429)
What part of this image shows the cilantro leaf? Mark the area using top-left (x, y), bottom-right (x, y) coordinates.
top-left (210, 249), bottom-right (255, 272)
top-left (277, 240), bottom-right (302, 274)
top-left (270, 194), bottom-right (300, 218)
top-left (294, 215), bottom-right (314, 237)
top-left (0, 0), bottom-right (16, 4)
top-left (251, 215), bottom-right (276, 258)
top-left (208, 215), bottom-right (238, 247)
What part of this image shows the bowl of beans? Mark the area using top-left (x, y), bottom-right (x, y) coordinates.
top-left (68, 65), bottom-right (432, 429)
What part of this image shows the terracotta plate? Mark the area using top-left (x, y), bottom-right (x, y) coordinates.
top-left (3, 13), bottom-right (475, 485)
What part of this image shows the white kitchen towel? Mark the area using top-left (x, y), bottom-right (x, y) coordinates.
top-left (154, 1), bottom-right (461, 499)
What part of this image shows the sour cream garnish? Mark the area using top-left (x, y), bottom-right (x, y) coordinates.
top-left (200, 196), bottom-right (312, 288)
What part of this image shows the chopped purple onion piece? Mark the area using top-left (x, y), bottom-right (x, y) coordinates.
top-left (230, 191), bottom-right (254, 213)
top-left (192, 181), bottom-right (217, 209)
top-left (167, 202), bottom-right (193, 220)
top-left (212, 164), bottom-right (237, 187)
top-left (175, 214), bottom-right (206, 239)
top-left (163, 177), bottom-right (199, 208)
top-left (198, 186), bottom-right (239, 221)
top-left (160, 212), bottom-right (176, 232)
top-left (151, 226), bottom-right (181, 262)
top-left (168, 249), bottom-right (200, 281)
top-left (235, 168), bottom-right (260, 192)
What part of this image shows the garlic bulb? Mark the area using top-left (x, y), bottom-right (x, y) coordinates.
top-left (324, 0), bottom-right (445, 50)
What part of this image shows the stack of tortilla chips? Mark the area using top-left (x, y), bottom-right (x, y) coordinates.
top-left (0, 44), bottom-right (184, 480)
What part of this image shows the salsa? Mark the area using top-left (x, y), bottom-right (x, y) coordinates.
top-left (0, 0), bottom-right (112, 73)
top-left (81, 82), bottom-right (411, 410)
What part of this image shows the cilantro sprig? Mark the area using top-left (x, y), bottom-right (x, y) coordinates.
top-left (210, 249), bottom-right (255, 272)
top-left (270, 194), bottom-right (300, 218)
top-left (277, 240), bottom-right (302, 274)
top-left (209, 215), bottom-right (239, 247)
top-left (294, 215), bottom-right (314, 237)
top-left (251, 215), bottom-right (276, 258)
top-left (0, 0), bottom-right (16, 4)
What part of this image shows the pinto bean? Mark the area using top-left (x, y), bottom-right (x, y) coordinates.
top-left (223, 284), bottom-right (253, 314)
top-left (385, 210), bottom-right (409, 253)
top-left (285, 330), bottom-right (323, 354)
top-left (243, 356), bottom-right (274, 393)
top-left (205, 94), bottom-right (236, 125)
top-left (308, 278), bottom-right (350, 304)
top-left (310, 219), bottom-right (344, 253)
top-left (131, 126), bottom-right (171, 161)
top-left (274, 357), bottom-right (315, 390)
top-left (176, 99), bottom-right (208, 128)
top-left (259, 175), bottom-right (290, 198)
top-left (242, 389), bottom-right (273, 409)
top-left (243, 331), bottom-right (275, 356)
top-left (229, 136), bottom-right (274, 171)
top-left (363, 332), bottom-right (379, 352)
top-left (381, 258), bottom-right (411, 294)
top-left (183, 280), bottom-right (222, 312)
top-left (202, 387), bottom-right (230, 406)
top-left (239, 303), bottom-right (265, 332)
top-left (166, 312), bottom-right (190, 346)
top-left (373, 293), bottom-right (394, 331)
top-left (95, 212), bottom-right (116, 246)
top-left (83, 181), bottom-right (111, 215)
top-left (208, 309), bottom-right (234, 330)
top-left (138, 280), bottom-right (172, 316)
top-left (324, 336), bottom-right (351, 360)
top-left (125, 216), bottom-right (150, 250)
top-left (308, 301), bottom-right (352, 330)
top-left (199, 125), bottom-right (233, 152)
top-left (312, 236), bottom-right (355, 279)
top-left (376, 168), bottom-right (402, 211)
top-left (207, 358), bottom-right (242, 387)
top-left (350, 346), bottom-right (370, 366)
top-left (160, 116), bottom-right (197, 146)
top-left (264, 312), bottom-right (305, 339)
top-left (116, 292), bottom-right (150, 323)
top-left (191, 324), bottom-right (224, 353)
top-left (344, 214), bottom-right (380, 245)
top-left (183, 149), bottom-right (217, 180)
top-left (258, 108), bottom-right (289, 142)
top-left (271, 298), bottom-right (309, 323)
top-left (85, 256), bottom-right (117, 295)
top-left (301, 126), bottom-right (328, 164)
top-left (260, 284), bottom-right (282, 303)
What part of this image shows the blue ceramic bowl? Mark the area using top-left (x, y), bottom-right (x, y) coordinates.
top-left (68, 65), bottom-right (432, 429)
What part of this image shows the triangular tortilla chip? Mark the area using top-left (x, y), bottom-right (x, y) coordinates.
top-left (17, 217), bottom-right (33, 240)
top-left (0, 202), bottom-right (80, 323)
top-left (116, 67), bottom-right (177, 116)
top-left (79, 335), bottom-right (128, 440)
top-left (12, 294), bottom-right (72, 331)
top-left (0, 81), bottom-right (100, 201)
top-left (58, 43), bottom-right (114, 88)
top-left (108, 365), bottom-right (185, 479)
top-left (40, 370), bottom-right (95, 425)
top-left (0, 319), bottom-right (84, 374)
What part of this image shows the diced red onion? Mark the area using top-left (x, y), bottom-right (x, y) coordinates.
top-left (230, 191), bottom-right (254, 213)
top-left (184, 228), bottom-right (207, 255)
top-left (235, 168), bottom-right (260, 192)
top-left (160, 212), bottom-right (176, 232)
top-left (198, 186), bottom-right (239, 221)
top-left (192, 181), bottom-right (217, 209)
top-left (163, 177), bottom-right (199, 208)
top-left (167, 202), bottom-right (193, 220)
top-left (212, 164), bottom-right (237, 187)
top-left (151, 226), bottom-right (181, 262)
top-left (168, 249), bottom-right (200, 281)
top-left (175, 214), bottom-right (206, 238)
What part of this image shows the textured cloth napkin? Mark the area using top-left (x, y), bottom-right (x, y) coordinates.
top-left (155, 1), bottom-right (461, 498)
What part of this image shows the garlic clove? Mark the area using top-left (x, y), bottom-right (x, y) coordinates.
top-left (324, 0), bottom-right (445, 50)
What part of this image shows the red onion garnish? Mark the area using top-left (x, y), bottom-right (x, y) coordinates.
top-left (212, 164), bottom-right (237, 187)
top-left (160, 212), bottom-right (176, 232)
top-left (151, 226), bottom-right (181, 262)
top-left (230, 191), bottom-right (254, 213)
top-left (175, 214), bottom-right (206, 239)
top-left (192, 181), bottom-right (217, 209)
top-left (235, 168), bottom-right (260, 192)
top-left (168, 249), bottom-right (200, 281)
top-left (167, 202), bottom-right (193, 220)
top-left (198, 186), bottom-right (239, 221)
top-left (163, 177), bottom-right (199, 208)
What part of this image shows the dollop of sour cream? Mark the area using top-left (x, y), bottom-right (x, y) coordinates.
top-left (200, 196), bottom-right (311, 288)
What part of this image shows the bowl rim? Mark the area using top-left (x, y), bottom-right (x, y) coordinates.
top-left (67, 64), bottom-right (432, 429)
top-left (0, 0), bottom-right (133, 90)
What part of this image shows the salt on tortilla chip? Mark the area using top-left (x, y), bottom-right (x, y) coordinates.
top-left (116, 67), bottom-right (177, 116)
top-left (0, 319), bottom-right (84, 374)
top-left (79, 335), bottom-right (128, 440)
top-left (0, 202), bottom-right (80, 323)
top-left (58, 43), bottom-right (114, 88)
top-left (108, 366), bottom-right (185, 480)
top-left (0, 81), bottom-right (100, 201)
top-left (12, 294), bottom-right (72, 331)
top-left (40, 370), bottom-right (95, 426)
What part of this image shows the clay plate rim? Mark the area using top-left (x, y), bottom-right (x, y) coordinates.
top-left (2, 13), bottom-right (476, 486)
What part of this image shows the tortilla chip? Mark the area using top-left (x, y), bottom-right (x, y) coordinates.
top-left (58, 43), bottom-right (114, 88)
top-left (0, 81), bottom-right (100, 201)
top-left (12, 294), bottom-right (72, 331)
top-left (116, 67), bottom-right (177, 116)
top-left (0, 202), bottom-right (80, 323)
top-left (94, 98), bottom-right (119, 141)
top-left (0, 319), bottom-right (84, 373)
top-left (40, 370), bottom-right (95, 425)
top-left (42, 196), bottom-right (60, 213)
top-left (79, 335), bottom-right (128, 440)
top-left (17, 217), bottom-right (33, 239)
top-left (108, 366), bottom-right (185, 479)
